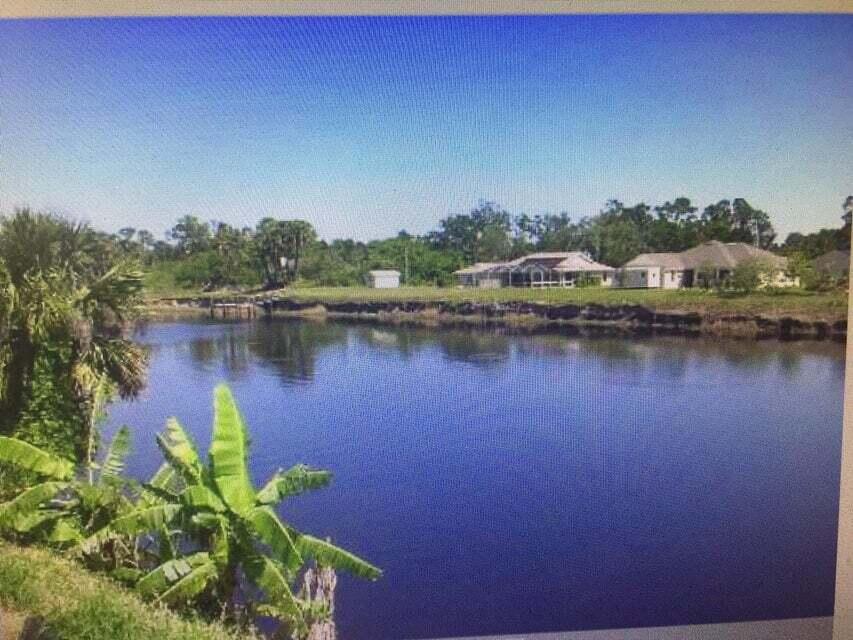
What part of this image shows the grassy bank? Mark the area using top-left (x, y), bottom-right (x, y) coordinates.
top-left (147, 284), bottom-right (849, 320)
top-left (0, 542), bottom-right (251, 640)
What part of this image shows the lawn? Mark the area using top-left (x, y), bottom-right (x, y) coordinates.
top-left (265, 285), bottom-right (849, 319)
top-left (146, 282), bottom-right (849, 320)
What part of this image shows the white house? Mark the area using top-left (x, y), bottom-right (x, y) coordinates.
top-left (616, 241), bottom-right (795, 289)
top-left (366, 270), bottom-right (401, 288)
top-left (454, 252), bottom-right (614, 288)
top-left (616, 253), bottom-right (686, 289)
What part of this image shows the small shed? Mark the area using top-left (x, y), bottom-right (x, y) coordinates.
top-left (366, 270), bottom-right (401, 289)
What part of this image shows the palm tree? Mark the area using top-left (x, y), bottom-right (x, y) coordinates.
top-left (0, 208), bottom-right (147, 460)
top-left (81, 385), bottom-right (380, 638)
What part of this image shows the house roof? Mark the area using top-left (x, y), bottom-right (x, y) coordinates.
top-left (368, 270), bottom-right (401, 277)
top-left (625, 242), bottom-right (786, 271)
top-left (503, 252), bottom-right (614, 272)
top-left (678, 241), bottom-right (786, 270)
top-left (453, 262), bottom-right (503, 275)
top-left (624, 252), bottom-right (685, 269)
top-left (813, 249), bottom-right (850, 275)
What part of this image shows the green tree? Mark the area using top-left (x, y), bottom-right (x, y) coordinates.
top-left (255, 219), bottom-right (317, 288)
top-left (82, 385), bottom-right (380, 638)
top-left (430, 201), bottom-right (512, 262)
top-left (169, 216), bottom-right (212, 256)
top-left (0, 209), bottom-right (147, 461)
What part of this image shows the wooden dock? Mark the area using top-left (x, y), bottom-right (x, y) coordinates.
top-left (209, 300), bottom-right (259, 319)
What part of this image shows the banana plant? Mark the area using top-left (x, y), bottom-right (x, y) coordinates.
top-left (81, 384), bottom-right (381, 639)
top-left (0, 425), bottom-right (136, 547)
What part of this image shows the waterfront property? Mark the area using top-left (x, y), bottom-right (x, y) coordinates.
top-left (616, 241), bottom-right (797, 289)
top-left (366, 269), bottom-right (401, 288)
top-left (454, 252), bottom-right (614, 288)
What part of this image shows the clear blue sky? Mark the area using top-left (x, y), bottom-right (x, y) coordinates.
top-left (1, 14), bottom-right (851, 241)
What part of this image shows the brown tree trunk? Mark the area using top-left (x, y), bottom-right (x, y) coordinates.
top-left (0, 332), bottom-right (34, 435)
top-left (299, 566), bottom-right (337, 640)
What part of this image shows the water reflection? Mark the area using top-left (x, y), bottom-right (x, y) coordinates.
top-left (168, 318), bottom-right (843, 388)
top-left (246, 320), bottom-right (348, 382)
top-left (114, 318), bottom-right (845, 640)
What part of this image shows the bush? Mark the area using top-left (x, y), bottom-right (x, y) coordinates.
top-left (153, 254), bottom-right (260, 291)
top-left (785, 251), bottom-right (825, 291)
top-left (726, 259), bottom-right (775, 293)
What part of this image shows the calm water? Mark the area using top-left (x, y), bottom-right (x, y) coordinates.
top-left (105, 319), bottom-right (845, 640)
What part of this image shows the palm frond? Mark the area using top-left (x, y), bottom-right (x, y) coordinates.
top-left (289, 532), bottom-right (382, 580)
top-left (155, 419), bottom-right (204, 486)
top-left (180, 484), bottom-right (226, 513)
top-left (136, 552), bottom-right (212, 600)
top-left (156, 559), bottom-right (219, 606)
top-left (0, 481), bottom-right (69, 531)
top-left (209, 385), bottom-right (255, 515)
top-left (256, 465), bottom-right (332, 505)
top-left (0, 437), bottom-right (75, 479)
top-left (247, 506), bottom-right (302, 576)
top-left (242, 550), bottom-right (306, 634)
top-left (79, 503), bottom-right (180, 553)
top-left (99, 425), bottom-right (131, 486)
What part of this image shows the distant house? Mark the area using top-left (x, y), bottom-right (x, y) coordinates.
top-left (453, 262), bottom-right (504, 288)
top-left (366, 270), bottom-right (401, 288)
top-left (454, 252), bottom-right (614, 288)
top-left (616, 241), bottom-right (796, 289)
top-left (616, 252), bottom-right (686, 289)
top-left (813, 249), bottom-right (850, 280)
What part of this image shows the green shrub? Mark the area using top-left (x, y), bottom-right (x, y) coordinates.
top-left (726, 259), bottom-right (775, 293)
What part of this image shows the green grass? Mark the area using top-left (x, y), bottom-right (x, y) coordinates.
top-left (263, 285), bottom-right (849, 319)
top-left (143, 279), bottom-right (848, 320)
top-left (0, 542), bottom-right (253, 640)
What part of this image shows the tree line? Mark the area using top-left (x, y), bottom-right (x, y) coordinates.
top-left (13, 195), bottom-right (853, 293)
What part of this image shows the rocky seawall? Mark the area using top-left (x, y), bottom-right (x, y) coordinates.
top-left (147, 297), bottom-right (847, 341)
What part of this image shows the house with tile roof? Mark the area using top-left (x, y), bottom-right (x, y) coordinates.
top-left (615, 241), bottom-right (796, 289)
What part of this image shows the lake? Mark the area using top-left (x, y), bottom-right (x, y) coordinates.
top-left (105, 319), bottom-right (845, 640)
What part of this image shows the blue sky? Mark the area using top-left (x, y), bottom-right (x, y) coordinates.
top-left (1, 15), bottom-right (851, 241)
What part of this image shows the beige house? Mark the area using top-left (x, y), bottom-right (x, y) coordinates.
top-left (616, 241), bottom-right (796, 289)
top-left (454, 252), bottom-right (614, 288)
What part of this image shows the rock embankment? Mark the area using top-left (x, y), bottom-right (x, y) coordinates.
top-left (239, 298), bottom-right (844, 340)
top-left (145, 296), bottom-right (846, 340)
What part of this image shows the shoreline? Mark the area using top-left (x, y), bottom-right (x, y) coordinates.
top-left (143, 296), bottom-right (847, 341)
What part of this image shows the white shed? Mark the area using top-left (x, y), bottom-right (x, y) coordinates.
top-left (366, 270), bottom-right (401, 288)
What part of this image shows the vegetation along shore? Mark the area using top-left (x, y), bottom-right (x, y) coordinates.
top-left (147, 287), bottom-right (848, 341)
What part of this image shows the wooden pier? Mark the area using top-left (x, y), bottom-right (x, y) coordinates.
top-left (209, 300), bottom-right (259, 319)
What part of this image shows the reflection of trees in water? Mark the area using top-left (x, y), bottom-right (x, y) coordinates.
top-left (187, 332), bottom-right (250, 374)
top-left (183, 320), bottom-right (348, 383)
top-left (436, 331), bottom-right (511, 366)
top-left (513, 333), bottom-right (836, 384)
top-left (181, 318), bottom-right (841, 386)
top-left (247, 320), bottom-right (348, 382)
top-left (353, 324), bottom-right (511, 367)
